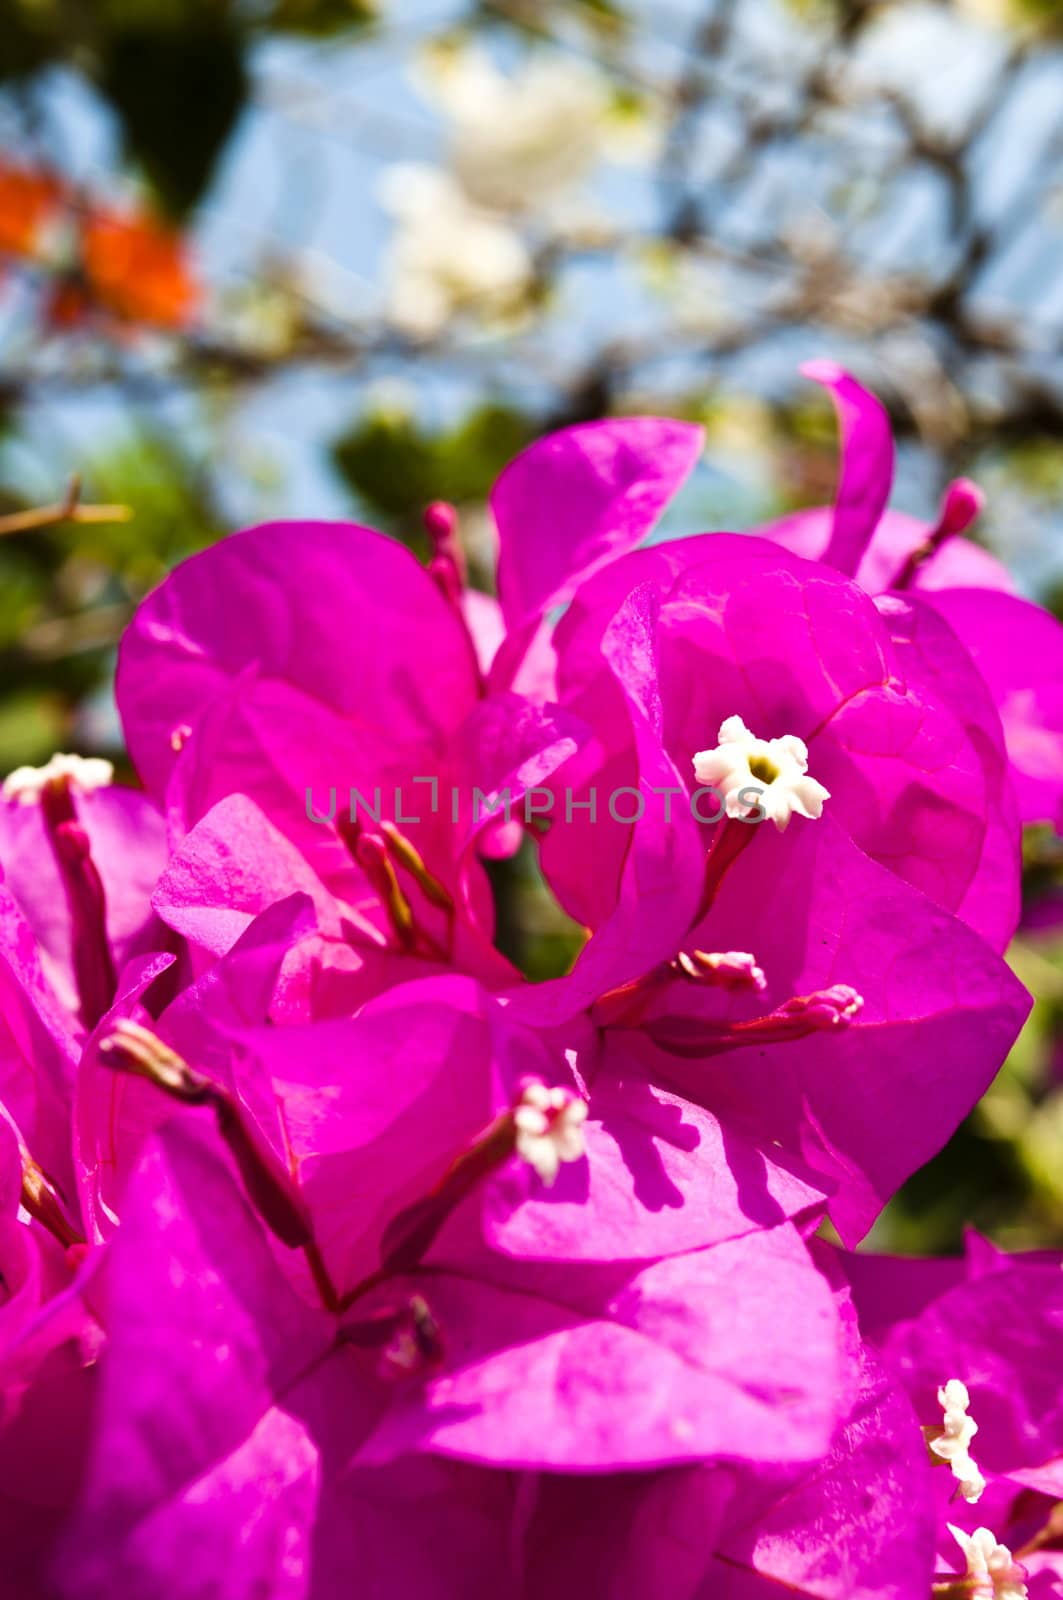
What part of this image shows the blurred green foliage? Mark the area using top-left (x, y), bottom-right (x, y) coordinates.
top-left (267, 0), bottom-right (377, 33)
top-left (74, 433), bottom-right (220, 583)
top-left (333, 401), bottom-right (533, 548)
top-left (1013, 0), bottom-right (1063, 32)
top-left (0, 430), bottom-right (221, 765)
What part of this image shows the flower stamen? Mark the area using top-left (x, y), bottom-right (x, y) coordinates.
top-left (424, 500), bottom-right (466, 608)
top-left (19, 1145), bottom-right (84, 1250)
top-left (99, 1020), bottom-right (314, 1254)
top-left (673, 949), bottom-right (767, 994)
top-left (338, 819), bottom-right (454, 961)
top-left (644, 984), bottom-right (864, 1058)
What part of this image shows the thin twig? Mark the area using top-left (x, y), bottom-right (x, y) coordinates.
top-left (0, 475), bottom-right (133, 537)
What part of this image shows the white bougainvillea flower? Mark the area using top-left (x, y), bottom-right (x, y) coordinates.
top-left (513, 1082), bottom-right (588, 1186)
top-left (692, 716), bottom-right (830, 831)
top-left (415, 44), bottom-right (609, 213)
top-left (2, 751), bottom-right (114, 804)
top-left (378, 166), bottom-right (532, 339)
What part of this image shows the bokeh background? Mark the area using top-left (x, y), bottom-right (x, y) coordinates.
top-left (1, 0), bottom-right (1061, 1252)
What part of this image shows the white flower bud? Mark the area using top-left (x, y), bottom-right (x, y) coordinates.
top-left (931, 1378), bottom-right (986, 1504)
top-left (948, 1525), bottom-right (1028, 1599)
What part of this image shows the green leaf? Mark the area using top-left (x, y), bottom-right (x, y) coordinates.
top-left (70, 432), bottom-right (222, 587)
top-left (332, 401), bottom-right (533, 534)
top-left (99, 20), bottom-right (248, 217)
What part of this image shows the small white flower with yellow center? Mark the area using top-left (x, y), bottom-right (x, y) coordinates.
top-left (513, 1083), bottom-right (588, 1186)
top-left (2, 752), bottom-right (114, 805)
top-left (692, 716), bottom-right (830, 832)
top-left (948, 1525), bottom-right (1028, 1600)
top-left (931, 1378), bottom-right (986, 1504)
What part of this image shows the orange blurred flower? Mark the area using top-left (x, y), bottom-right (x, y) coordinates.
top-left (80, 209), bottom-right (199, 330)
top-left (0, 161), bottom-right (63, 258)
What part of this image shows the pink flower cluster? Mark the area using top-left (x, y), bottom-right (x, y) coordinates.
top-left (1, 363), bottom-right (1061, 1599)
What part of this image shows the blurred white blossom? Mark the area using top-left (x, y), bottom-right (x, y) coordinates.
top-left (416, 45), bottom-right (611, 213)
top-left (378, 166), bottom-right (532, 339)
